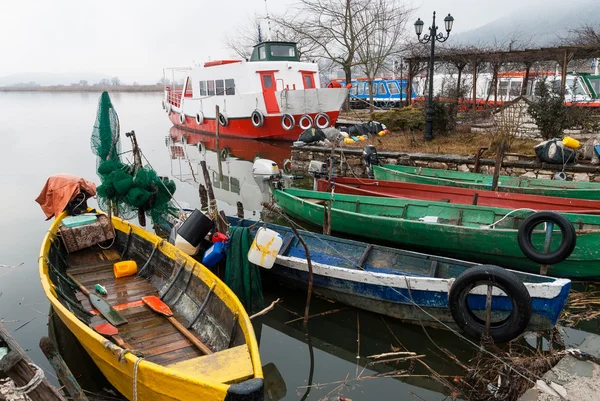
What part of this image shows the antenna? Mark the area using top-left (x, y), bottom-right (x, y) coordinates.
top-left (265, 0), bottom-right (272, 41)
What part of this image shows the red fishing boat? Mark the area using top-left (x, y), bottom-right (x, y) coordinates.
top-left (317, 176), bottom-right (600, 214)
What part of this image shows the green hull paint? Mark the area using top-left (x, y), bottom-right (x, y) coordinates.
top-left (373, 165), bottom-right (600, 199)
top-left (272, 188), bottom-right (600, 279)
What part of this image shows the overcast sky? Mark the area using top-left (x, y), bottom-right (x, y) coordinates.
top-left (0, 0), bottom-right (553, 84)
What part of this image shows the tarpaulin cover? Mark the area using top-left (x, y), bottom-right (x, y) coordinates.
top-left (35, 174), bottom-right (97, 219)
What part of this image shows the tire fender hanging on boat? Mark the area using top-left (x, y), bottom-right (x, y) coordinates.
top-left (281, 114), bottom-right (295, 131)
top-left (315, 113), bottom-right (330, 129)
top-left (195, 111), bottom-right (204, 125)
top-left (299, 114), bottom-right (313, 130)
top-left (448, 265), bottom-right (532, 343)
top-left (251, 110), bottom-right (264, 128)
top-left (179, 112), bottom-right (186, 124)
top-left (219, 112), bottom-right (229, 126)
top-left (517, 211), bottom-right (576, 265)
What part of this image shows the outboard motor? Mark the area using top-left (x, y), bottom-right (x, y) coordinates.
top-left (307, 160), bottom-right (329, 190)
top-left (252, 159), bottom-right (282, 193)
top-left (362, 145), bottom-right (380, 179)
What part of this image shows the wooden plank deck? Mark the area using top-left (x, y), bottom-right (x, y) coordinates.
top-left (65, 246), bottom-right (206, 365)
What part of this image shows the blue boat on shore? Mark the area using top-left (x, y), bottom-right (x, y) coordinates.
top-left (228, 217), bottom-right (570, 342)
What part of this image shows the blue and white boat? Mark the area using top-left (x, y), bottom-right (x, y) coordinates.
top-left (229, 217), bottom-right (571, 342)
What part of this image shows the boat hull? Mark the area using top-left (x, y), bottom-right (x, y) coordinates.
top-left (373, 165), bottom-right (600, 199)
top-left (272, 189), bottom-right (600, 279)
top-left (39, 213), bottom-right (263, 401)
top-left (229, 218), bottom-right (570, 333)
top-left (319, 177), bottom-right (600, 214)
top-left (169, 110), bottom-right (340, 141)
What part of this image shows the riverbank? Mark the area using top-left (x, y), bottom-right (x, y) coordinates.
top-left (0, 85), bottom-right (163, 92)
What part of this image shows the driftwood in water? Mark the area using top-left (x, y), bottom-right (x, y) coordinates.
top-left (39, 337), bottom-right (88, 401)
top-left (0, 325), bottom-right (65, 401)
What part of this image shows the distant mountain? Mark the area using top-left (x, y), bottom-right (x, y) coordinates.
top-left (452, 0), bottom-right (600, 48)
top-left (0, 72), bottom-right (113, 87)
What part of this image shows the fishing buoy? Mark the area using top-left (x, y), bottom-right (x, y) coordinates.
top-left (248, 227), bottom-right (283, 269)
top-left (114, 260), bottom-right (138, 278)
top-left (562, 136), bottom-right (580, 149)
top-left (343, 137), bottom-right (354, 144)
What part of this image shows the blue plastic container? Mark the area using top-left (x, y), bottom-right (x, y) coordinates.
top-left (202, 241), bottom-right (229, 267)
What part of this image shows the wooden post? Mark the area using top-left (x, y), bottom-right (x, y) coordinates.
top-left (456, 64), bottom-right (465, 104)
top-left (199, 160), bottom-right (226, 233)
top-left (491, 139), bottom-right (507, 191)
top-left (0, 325), bottom-right (65, 401)
top-left (236, 201), bottom-right (244, 219)
top-left (215, 105), bottom-right (223, 182)
top-left (561, 51), bottom-right (569, 98)
top-left (198, 184), bottom-right (208, 211)
top-left (493, 63), bottom-right (499, 106)
top-left (200, 161), bottom-right (216, 204)
top-left (39, 337), bottom-right (88, 401)
top-left (522, 62), bottom-right (532, 96)
top-left (472, 60), bottom-right (478, 111)
top-left (407, 59), bottom-right (413, 106)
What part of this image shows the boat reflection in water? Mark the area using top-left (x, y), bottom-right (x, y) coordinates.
top-left (167, 127), bottom-right (292, 213)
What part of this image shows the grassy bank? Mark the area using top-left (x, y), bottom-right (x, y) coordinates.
top-left (0, 85), bottom-right (163, 92)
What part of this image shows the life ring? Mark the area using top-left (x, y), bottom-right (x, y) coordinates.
top-left (220, 148), bottom-right (229, 160)
top-left (281, 114), bottom-right (295, 131)
top-left (251, 110), bottom-right (264, 128)
top-left (314, 113), bottom-right (330, 129)
top-left (195, 112), bottom-right (204, 125)
top-left (299, 114), bottom-right (313, 130)
top-left (218, 112), bottom-right (229, 126)
top-left (197, 142), bottom-right (206, 154)
top-left (517, 211), bottom-right (576, 265)
top-left (282, 158), bottom-right (292, 174)
top-left (449, 265), bottom-right (532, 343)
top-left (179, 112), bottom-right (186, 124)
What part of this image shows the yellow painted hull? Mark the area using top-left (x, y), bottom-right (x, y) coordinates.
top-left (39, 212), bottom-right (263, 401)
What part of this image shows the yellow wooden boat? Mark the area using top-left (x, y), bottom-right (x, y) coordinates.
top-left (39, 212), bottom-right (263, 401)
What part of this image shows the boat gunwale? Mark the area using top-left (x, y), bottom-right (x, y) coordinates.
top-left (39, 211), bottom-right (262, 394)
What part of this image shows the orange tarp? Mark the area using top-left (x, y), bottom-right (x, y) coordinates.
top-left (35, 174), bottom-right (97, 219)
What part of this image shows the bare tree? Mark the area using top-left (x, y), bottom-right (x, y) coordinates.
top-left (563, 24), bottom-right (600, 46)
top-left (272, 0), bottom-right (376, 92)
top-left (354, 0), bottom-right (411, 111)
top-left (79, 80), bottom-right (88, 86)
top-left (111, 76), bottom-right (121, 86)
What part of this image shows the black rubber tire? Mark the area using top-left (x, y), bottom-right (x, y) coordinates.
top-left (281, 114), bottom-right (295, 130)
top-left (218, 113), bottom-right (229, 126)
top-left (449, 265), bottom-right (532, 343)
top-left (517, 211), bottom-right (576, 265)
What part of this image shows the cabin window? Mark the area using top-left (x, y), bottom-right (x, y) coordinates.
top-left (199, 81), bottom-right (207, 96)
top-left (259, 46), bottom-right (266, 60)
top-left (571, 77), bottom-right (589, 96)
top-left (387, 82), bottom-right (399, 94)
top-left (225, 79), bottom-right (235, 95)
top-left (271, 45), bottom-right (296, 58)
top-left (231, 177), bottom-right (240, 194)
top-left (350, 84), bottom-right (357, 95)
top-left (262, 74), bottom-right (273, 88)
top-left (215, 79), bottom-right (224, 96)
top-left (509, 81), bottom-right (522, 97)
top-left (302, 72), bottom-right (315, 89)
top-left (207, 80), bottom-right (215, 96)
top-left (498, 80), bottom-right (509, 98)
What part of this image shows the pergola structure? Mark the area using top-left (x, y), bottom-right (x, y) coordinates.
top-left (404, 45), bottom-right (600, 108)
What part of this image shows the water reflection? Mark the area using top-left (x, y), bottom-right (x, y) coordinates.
top-left (167, 127), bottom-right (292, 213)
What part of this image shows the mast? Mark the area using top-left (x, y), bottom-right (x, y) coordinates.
top-left (265, 0), bottom-right (272, 41)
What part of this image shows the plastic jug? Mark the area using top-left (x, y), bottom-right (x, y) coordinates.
top-left (174, 234), bottom-right (200, 256)
top-left (202, 241), bottom-right (228, 267)
top-left (562, 136), bottom-right (580, 149)
top-left (247, 228), bottom-right (283, 269)
top-left (114, 260), bottom-right (137, 278)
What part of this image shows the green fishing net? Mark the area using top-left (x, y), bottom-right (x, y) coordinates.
top-left (91, 91), bottom-right (177, 225)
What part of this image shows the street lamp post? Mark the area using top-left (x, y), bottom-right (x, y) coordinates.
top-left (414, 12), bottom-right (454, 141)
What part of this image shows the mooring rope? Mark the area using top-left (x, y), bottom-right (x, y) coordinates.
top-left (132, 357), bottom-right (145, 401)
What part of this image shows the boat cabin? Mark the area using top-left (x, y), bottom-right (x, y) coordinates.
top-left (250, 41), bottom-right (299, 62)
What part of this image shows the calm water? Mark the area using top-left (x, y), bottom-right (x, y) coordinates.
top-left (0, 91), bottom-right (596, 401)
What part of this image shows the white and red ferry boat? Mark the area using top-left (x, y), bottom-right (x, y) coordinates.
top-left (163, 41), bottom-right (349, 141)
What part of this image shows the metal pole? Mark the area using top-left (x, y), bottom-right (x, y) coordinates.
top-left (400, 59), bottom-right (404, 107)
top-left (424, 12), bottom-right (437, 142)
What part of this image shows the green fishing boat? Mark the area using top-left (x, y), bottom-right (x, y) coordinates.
top-left (373, 165), bottom-right (600, 199)
top-left (272, 188), bottom-right (600, 279)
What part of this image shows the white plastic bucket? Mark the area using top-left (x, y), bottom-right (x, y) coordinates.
top-left (248, 228), bottom-right (283, 269)
top-left (175, 234), bottom-right (200, 256)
